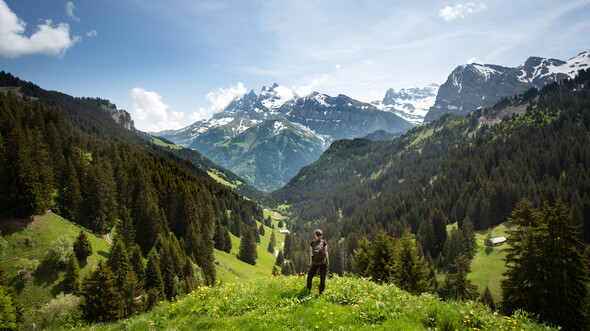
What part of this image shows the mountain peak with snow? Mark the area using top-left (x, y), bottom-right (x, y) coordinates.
top-left (424, 51), bottom-right (589, 122)
top-left (373, 84), bottom-right (440, 124)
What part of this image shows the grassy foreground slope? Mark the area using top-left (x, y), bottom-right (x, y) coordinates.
top-left (1, 212), bottom-right (111, 325)
top-left (93, 276), bottom-right (553, 330)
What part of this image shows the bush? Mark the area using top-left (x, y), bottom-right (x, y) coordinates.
top-left (38, 293), bottom-right (83, 328)
top-left (14, 258), bottom-right (39, 284)
top-left (43, 236), bottom-right (73, 270)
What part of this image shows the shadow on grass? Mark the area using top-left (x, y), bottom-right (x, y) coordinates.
top-left (97, 250), bottom-right (109, 259)
top-left (33, 262), bottom-right (60, 287)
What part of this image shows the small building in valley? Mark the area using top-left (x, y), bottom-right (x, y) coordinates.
top-left (491, 236), bottom-right (507, 246)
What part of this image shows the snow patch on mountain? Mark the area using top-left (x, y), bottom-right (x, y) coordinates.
top-left (373, 84), bottom-right (439, 124)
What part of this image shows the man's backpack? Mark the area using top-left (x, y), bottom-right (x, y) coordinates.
top-left (312, 240), bottom-right (326, 265)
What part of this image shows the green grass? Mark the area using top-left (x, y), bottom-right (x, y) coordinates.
top-left (214, 217), bottom-right (286, 284)
top-left (150, 137), bottom-right (182, 150)
top-left (89, 275), bottom-right (554, 330)
top-left (1, 212), bottom-right (111, 325)
top-left (207, 170), bottom-right (240, 189)
top-left (469, 222), bottom-right (512, 303)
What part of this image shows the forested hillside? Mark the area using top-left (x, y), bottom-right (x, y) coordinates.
top-left (272, 70), bottom-right (590, 264)
top-left (0, 73), bottom-right (266, 327)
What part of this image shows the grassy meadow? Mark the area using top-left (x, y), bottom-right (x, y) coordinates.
top-left (1, 212), bottom-right (111, 325)
top-left (88, 275), bottom-right (554, 331)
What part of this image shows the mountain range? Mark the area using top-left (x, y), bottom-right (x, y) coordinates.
top-left (424, 51), bottom-right (590, 122)
top-left (157, 84), bottom-right (413, 192)
top-left (372, 83), bottom-right (439, 124)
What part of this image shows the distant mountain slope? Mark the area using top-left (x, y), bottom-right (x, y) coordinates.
top-left (424, 51), bottom-right (590, 122)
top-left (158, 84), bottom-right (413, 192)
top-left (270, 69), bottom-right (590, 246)
top-left (373, 84), bottom-right (439, 124)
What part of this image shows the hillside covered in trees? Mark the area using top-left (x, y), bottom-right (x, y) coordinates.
top-left (0, 72), bottom-right (266, 327)
top-left (271, 70), bottom-right (590, 328)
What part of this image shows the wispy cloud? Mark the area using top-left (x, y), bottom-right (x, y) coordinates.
top-left (66, 2), bottom-right (80, 22)
top-left (0, 0), bottom-right (80, 58)
top-left (190, 83), bottom-right (247, 122)
top-left (439, 3), bottom-right (487, 22)
top-left (86, 29), bottom-right (97, 37)
top-left (131, 87), bottom-right (182, 132)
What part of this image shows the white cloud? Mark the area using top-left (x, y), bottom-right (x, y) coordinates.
top-left (273, 85), bottom-right (295, 101)
top-left (439, 3), bottom-right (486, 22)
top-left (190, 83), bottom-right (247, 122)
top-left (294, 75), bottom-right (329, 97)
top-left (66, 2), bottom-right (80, 22)
top-left (467, 57), bottom-right (477, 64)
top-left (86, 29), bottom-right (97, 37)
top-left (0, 0), bottom-right (80, 58)
top-left (130, 88), bottom-right (182, 132)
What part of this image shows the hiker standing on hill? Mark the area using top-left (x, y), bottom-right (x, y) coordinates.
top-left (307, 229), bottom-right (329, 294)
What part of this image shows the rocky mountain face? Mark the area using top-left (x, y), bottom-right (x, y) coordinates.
top-left (373, 84), bottom-right (439, 124)
top-left (424, 51), bottom-right (590, 122)
top-left (158, 84), bottom-right (413, 192)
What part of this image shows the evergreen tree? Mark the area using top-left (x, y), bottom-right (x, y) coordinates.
top-left (181, 259), bottom-right (197, 295)
top-left (461, 216), bottom-right (477, 259)
top-left (145, 247), bottom-right (164, 303)
top-left (82, 260), bottom-right (123, 323)
top-left (0, 287), bottom-right (17, 331)
top-left (502, 199), bottom-right (589, 330)
top-left (445, 254), bottom-right (478, 301)
top-left (82, 157), bottom-right (118, 234)
top-left (479, 286), bottom-right (496, 311)
top-left (56, 157), bottom-right (82, 222)
top-left (158, 240), bottom-right (178, 300)
top-left (259, 224), bottom-right (265, 237)
top-left (107, 238), bottom-right (130, 287)
top-left (327, 238), bottom-right (344, 276)
top-left (278, 218), bottom-right (284, 228)
top-left (223, 226), bottom-right (232, 253)
top-left (351, 236), bottom-right (372, 277)
top-left (443, 227), bottom-right (465, 266)
top-left (121, 270), bottom-right (144, 317)
top-left (238, 226), bottom-right (258, 265)
top-left (117, 205), bottom-right (135, 248)
top-left (73, 229), bottom-right (92, 265)
top-left (430, 209), bottom-right (448, 254)
top-left (129, 244), bottom-right (145, 285)
top-left (132, 167), bottom-right (167, 254)
top-left (213, 218), bottom-right (225, 251)
top-left (392, 229), bottom-right (433, 295)
top-left (65, 253), bottom-right (81, 295)
top-left (183, 221), bottom-right (200, 263)
top-left (275, 250), bottom-right (284, 266)
top-left (366, 230), bottom-right (395, 283)
top-left (281, 260), bottom-right (295, 276)
top-left (198, 220), bottom-right (216, 286)
top-left (267, 231), bottom-right (276, 254)
top-left (418, 217), bottom-right (437, 258)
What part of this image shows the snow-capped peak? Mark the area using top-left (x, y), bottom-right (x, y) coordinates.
top-left (517, 51), bottom-right (590, 86)
top-left (375, 84), bottom-right (439, 124)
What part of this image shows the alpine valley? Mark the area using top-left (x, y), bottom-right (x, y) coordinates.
top-left (156, 85), bottom-right (413, 192)
top-left (2, 49), bottom-right (590, 331)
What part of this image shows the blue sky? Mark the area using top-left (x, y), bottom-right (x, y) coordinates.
top-left (1, 0), bottom-right (589, 132)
